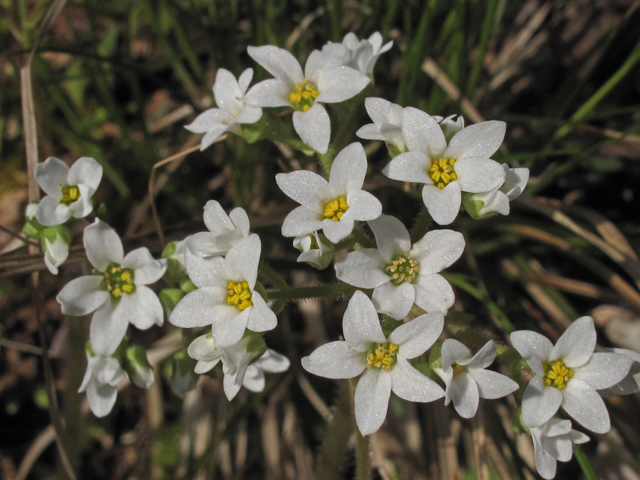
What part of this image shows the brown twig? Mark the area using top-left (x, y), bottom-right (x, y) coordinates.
top-left (0, 224), bottom-right (40, 247)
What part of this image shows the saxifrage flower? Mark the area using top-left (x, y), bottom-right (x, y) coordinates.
top-left (340, 32), bottom-right (392, 76)
top-left (302, 291), bottom-right (445, 435)
top-left (186, 200), bottom-right (251, 258)
top-left (335, 214), bottom-right (464, 319)
top-left (57, 219), bottom-right (167, 356)
top-left (245, 45), bottom-right (370, 153)
top-left (276, 142), bottom-right (382, 243)
top-left (185, 68), bottom-right (262, 150)
top-left (433, 339), bottom-right (518, 418)
top-left (170, 234), bottom-right (277, 348)
top-left (79, 349), bottom-right (127, 418)
top-left (35, 156), bottom-right (103, 226)
top-left (382, 107), bottom-right (506, 225)
top-left (510, 316), bottom-right (632, 433)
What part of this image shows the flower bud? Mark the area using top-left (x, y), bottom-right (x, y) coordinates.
top-left (170, 350), bottom-right (198, 398)
top-left (123, 345), bottom-right (155, 389)
top-left (40, 225), bottom-right (72, 275)
top-left (293, 231), bottom-right (335, 270)
top-left (159, 288), bottom-right (186, 314)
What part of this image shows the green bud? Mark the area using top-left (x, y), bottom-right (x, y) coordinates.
top-left (23, 222), bottom-right (42, 239)
top-left (511, 407), bottom-right (528, 435)
top-left (241, 114), bottom-right (268, 144)
top-left (463, 193), bottom-right (495, 221)
top-left (179, 278), bottom-right (197, 294)
top-left (170, 350), bottom-right (198, 398)
top-left (85, 341), bottom-right (95, 357)
top-left (386, 143), bottom-right (405, 159)
top-left (40, 225), bottom-right (73, 251)
top-left (428, 341), bottom-right (443, 369)
top-left (381, 315), bottom-right (403, 337)
top-left (123, 345), bottom-right (154, 389)
top-left (159, 288), bottom-right (185, 313)
top-left (161, 241), bottom-right (178, 258)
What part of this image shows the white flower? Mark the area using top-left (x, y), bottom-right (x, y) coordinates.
top-left (302, 291), bottom-right (445, 435)
top-left (335, 214), bottom-right (464, 319)
top-left (57, 219), bottom-right (167, 356)
top-left (186, 200), bottom-right (251, 258)
top-left (599, 348), bottom-right (640, 396)
top-left (511, 316), bottom-right (633, 433)
top-left (79, 352), bottom-right (126, 417)
top-left (382, 107), bottom-right (506, 225)
top-left (245, 45), bottom-right (370, 153)
top-left (185, 68), bottom-right (262, 150)
top-left (170, 234), bottom-right (277, 348)
top-left (276, 142), bottom-right (382, 243)
top-left (340, 31), bottom-right (392, 76)
top-left (433, 339), bottom-right (518, 418)
top-left (464, 165), bottom-right (529, 218)
top-left (293, 231), bottom-right (335, 269)
top-left (35, 156), bottom-right (103, 226)
top-left (530, 417), bottom-right (590, 480)
top-left (356, 98), bottom-right (407, 152)
top-left (187, 335), bottom-right (288, 400)
top-left (42, 231), bottom-right (70, 275)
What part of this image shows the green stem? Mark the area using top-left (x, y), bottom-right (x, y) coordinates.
top-left (315, 384), bottom-right (354, 480)
top-left (349, 377), bottom-right (370, 480)
top-left (267, 283), bottom-right (358, 301)
top-left (352, 225), bottom-right (375, 248)
top-left (334, 237), bottom-right (358, 251)
top-left (259, 262), bottom-right (288, 291)
top-left (318, 145), bottom-right (336, 176)
top-left (574, 445), bottom-right (598, 480)
top-left (410, 207), bottom-right (432, 243)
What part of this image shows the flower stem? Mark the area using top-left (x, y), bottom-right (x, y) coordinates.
top-left (575, 445), bottom-right (598, 480)
top-left (259, 262), bottom-right (288, 291)
top-left (410, 207), bottom-right (432, 243)
top-left (267, 283), bottom-right (358, 302)
top-left (318, 145), bottom-right (336, 176)
top-left (315, 384), bottom-right (354, 480)
top-left (349, 377), bottom-right (370, 480)
top-left (352, 225), bottom-right (375, 248)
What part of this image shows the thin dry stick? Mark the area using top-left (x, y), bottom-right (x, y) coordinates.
top-left (0, 224), bottom-right (40, 247)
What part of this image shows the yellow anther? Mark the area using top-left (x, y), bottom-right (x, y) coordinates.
top-left (428, 158), bottom-right (457, 189)
top-left (60, 185), bottom-right (81, 206)
top-left (323, 196), bottom-right (349, 221)
top-left (122, 284), bottom-right (134, 293)
top-left (112, 288), bottom-right (123, 298)
top-left (289, 79), bottom-right (320, 111)
top-left (101, 263), bottom-right (136, 297)
top-left (367, 343), bottom-right (399, 371)
top-left (226, 280), bottom-right (253, 311)
top-left (452, 362), bottom-right (466, 376)
top-left (543, 360), bottom-right (574, 390)
top-left (120, 270), bottom-right (131, 281)
top-left (385, 254), bottom-right (420, 286)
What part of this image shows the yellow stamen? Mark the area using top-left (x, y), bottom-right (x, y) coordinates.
top-left (428, 158), bottom-right (457, 189)
top-left (323, 196), bottom-right (349, 221)
top-left (60, 185), bottom-right (81, 206)
top-left (366, 343), bottom-right (399, 371)
top-left (384, 253), bottom-right (420, 285)
top-left (543, 360), bottom-right (574, 390)
top-left (289, 78), bottom-right (320, 111)
top-left (100, 263), bottom-right (136, 297)
top-left (226, 281), bottom-right (253, 311)
top-left (452, 362), bottom-right (466, 376)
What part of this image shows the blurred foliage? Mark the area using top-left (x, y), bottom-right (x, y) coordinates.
top-left (1, 0), bottom-right (640, 479)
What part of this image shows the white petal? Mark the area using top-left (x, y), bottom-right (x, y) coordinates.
top-left (367, 214), bottom-right (411, 262)
top-left (200, 127), bottom-right (231, 150)
top-left (202, 200), bottom-right (234, 234)
top-left (256, 350), bottom-right (290, 373)
top-left (35, 157), bottom-right (69, 196)
top-left (122, 248), bottom-right (166, 285)
top-left (185, 251), bottom-right (227, 288)
top-left (469, 368), bottom-right (519, 399)
top-left (210, 307), bottom-right (250, 348)
top-left (410, 229), bottom-right (465, 274)
top-left (510, 331), bottom-right (553, 376)
top-left (356, 123), bottom-right (385, 141)
top-left (354, 368), bottom-right (392, 436)
top-left (316, 66), bottom-right (370, 103)
top-left (322, 217), bottom-right (355, 243)
top-left (391, 356), bottom-right (444, 402)
top-left (503, 167), bottom-right (530, 200)
top-left (244, 79), bottom-right (291, 107)
top-left (86, 382), bottom-right (118, 417)
top-left (343, 290), bottom-right (387, 351)
top-left (450, 371), bottom-right (480, 418)
top-left (229, 207), bottom-right (251, 237)
top-left (120, 286), bottom-right (164, 329)
top-left (561, 379), bottom-right (610, 433)
top-left (247, 45), bottom-right (303, 86)
top-left (522, 376), bottom-right (562, 428)
top-left (36, 195), bottom-right (68, 226)
top-left (550, 316), bottom-right (596, 368)
top-left (67, 157), bottom-right (103, 192)
top-left (223, 373), bottom-right (243, 401)
top-left (169, 288), bottom-right (226, 328)
top-left (334, 249), bottom-right (389, 288)
top-left (84, 219), bottom-right (124, 270)
top-left (454, 157), bottom-right (505, 193)
top-left (242, 366), bottom-right (266, 392)
top-left (301, 341), bottom-right (366, 379)
top-left (462, 340), bottom-right (496, 369)
top-left (57, 276), bottom-right (108, 316)
top-left (328, 142), bottom-right (367, 194)
top-left (444, 121), bottom-right (506, 159)
top-left (573, 352), bottom-right (632, 390)
top-left (186, 232), bottom-right (229, 258)
top-left (414, 273), bottom-right (455, 313)
top-left (185, 108), bottom-right (229, 133)
top-left (237, 68), bottom-right (254, 93)
top-left (364, 97), bottom-right (393, 125)
top-left (213, 68), bottom-right (243, 112)
top-left (293, 104), bottom-right (330, 154)
top-left (342, 190), bottom-right (382, 222)
top-left (281, 206), bottom-right (324, 238)
top-left (402, 107), bottom-right (446, 157)
top-left (534, 439), bottom-right (557, 480)
top-left (382, 151), bottom-right (431, 184)
top-left (247, 292), bottom-right (277, 332)
top-left (372, 282), bottom-right (415, 320)
top-left (224, 234), bottom-right (261, 289)
top-left (390, 312), bottom-right (444, 359)
top-left (276, 170), bottom-right (329, 213)
top-left (90, 299), bottom-right (129, 356)
top-left (71, 184), bottom-right (95, 218)
top-left (440, 339), bottom-right (470, 370)
top-left (234, 105), bottom-right (262, 124)
top-left (422, 182), bottom-right (461, 226)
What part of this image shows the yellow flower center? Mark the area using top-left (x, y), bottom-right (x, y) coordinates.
top-left (384, 252), bottom-right (420, 286)
top-left (226, 281), bottom-right (253, 311)
top-left (451, 362), bottom-right (466, 376)
top-left (98, 263), bottom-right (136, 298)
top-left (323, 196), bottom-right (349, 221)
top-left (366, 342), bottom-right (399, 371)
top-left (428, 158), bottom-right (457, 189)
top-left (60, 185), bottom-right (81, 206)
top-left (289, 79), bottom-right (320, 112)
top-left (543, 360), bottom-right (574, 390)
